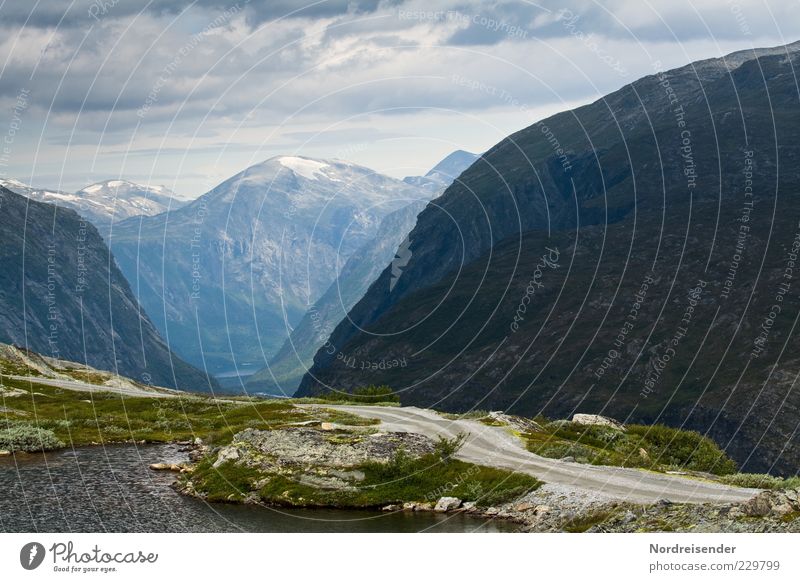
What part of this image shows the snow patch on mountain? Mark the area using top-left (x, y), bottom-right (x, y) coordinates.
top-left (278, 156), bottom-right (330, 180)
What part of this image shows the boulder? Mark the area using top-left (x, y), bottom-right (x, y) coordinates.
top-left (740, 490), bottom-right (800, 517)
top-left (212, 445), bottom-right (240, 468)
top-left (572, 414), bottom-right (626, 431)
top-left (382, 504), bottom-right (402, 512)
top-left (434, 497), bottom-right (462, 512)
top-left (148, 462), bottom-right (182, 471)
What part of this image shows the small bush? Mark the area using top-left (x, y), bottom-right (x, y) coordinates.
top-left (0, 423), bottom-right (64, 452)
top-left (433, 433), bottom-right (466, 462)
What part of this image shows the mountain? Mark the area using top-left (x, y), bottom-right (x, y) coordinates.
top-left (76, 180), bottom-right (185, 225)
top-left (108, 156), bottom-right (424, 381)
top-left (403, 150), bottom-right (479, 193)
top-left (246, 151), bottom-right (479, 394)
top-left (0, 178), bottom-right (185, 235)
top-left (298, 42), bottom-right (800, 475)
top-left (0, 186), bottom-right (213, 391)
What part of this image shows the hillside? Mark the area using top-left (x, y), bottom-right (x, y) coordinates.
top-left (0, 187), bottom-right (213, 391)
top-left (298, 42), bottom-right (800, 475)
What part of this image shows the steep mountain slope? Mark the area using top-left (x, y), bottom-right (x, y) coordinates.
top-left (0, 187), bottom-right (212, 391)
top-left (109, 156), bottom-right (423, 379)
top-left (0, 178), bottom-right (185, 236)
top-left (299, 42), bottom-right (800, 475)
top-left (247, 151), bottom-right (480, 394)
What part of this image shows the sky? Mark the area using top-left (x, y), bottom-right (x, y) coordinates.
top-left (0, 0), bottom-right (798, 199)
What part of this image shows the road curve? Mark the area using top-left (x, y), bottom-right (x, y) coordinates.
top-left (314, 404), bottom-right (760, 505)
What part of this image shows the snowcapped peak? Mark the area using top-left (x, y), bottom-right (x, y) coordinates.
top-left (0, 177), bottom-right (30, 190)
top-left (277, 156), bottom-right (330, 181)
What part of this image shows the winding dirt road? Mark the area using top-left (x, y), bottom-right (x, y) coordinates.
top-left (317, 404), bottom-right (760, 505)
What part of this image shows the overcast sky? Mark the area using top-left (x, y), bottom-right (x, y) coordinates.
top-left (1, 0), bottom-right (798, 198)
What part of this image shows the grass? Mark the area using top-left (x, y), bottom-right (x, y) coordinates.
top-left (719, 473), bottom-right (800, 490)
top-left (0, 377), bottom-right (373, 449)
top-left (525, 420), bottom-right (738, 475)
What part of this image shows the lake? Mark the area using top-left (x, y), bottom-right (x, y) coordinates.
top-left (0, 444), bottom-right (518, 533)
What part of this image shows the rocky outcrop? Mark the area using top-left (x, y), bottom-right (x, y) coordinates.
top-left (219, 427), bottom-right (435, 470)
top-left (571, 414), bottom-right (626, 432)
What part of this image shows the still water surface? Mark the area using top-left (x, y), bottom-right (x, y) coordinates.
top-left (0, 444), bottom-right (517, 533)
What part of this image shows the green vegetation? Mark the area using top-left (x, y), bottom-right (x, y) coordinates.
top-left (316, 384), bottom-right (400, 404)
top-left (0, 377), bottom-right (371, 449)
top-left (562, 508), bottom-right (622, 533)
top-left (189, 448), bottom-right (541, 508)
top-left (525, 420), bottom-right (737, 475)
top-left (719, 473), bottom-right (800, 490)
top-left (0, 422), bottom-right (64, 452)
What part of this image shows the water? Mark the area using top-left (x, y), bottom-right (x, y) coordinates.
top-left (0, 444), bottom-right (518, 533)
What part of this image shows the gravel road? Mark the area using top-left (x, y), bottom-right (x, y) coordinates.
top-left (314, 404), bottom-right (760, 505)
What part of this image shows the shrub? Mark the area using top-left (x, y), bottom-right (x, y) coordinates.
top-left (626, 424), bottom-right (737, 475)
top-left (526, 420), bottom-right (738, 475)
top-left (433, 433), bottom-right (467, 462)
top-left (0, 423), bottom-right (64, 452)
top-left (319, 385), bottom-right (400, 404)
top-left (719, 473), bottom-right (800, 490)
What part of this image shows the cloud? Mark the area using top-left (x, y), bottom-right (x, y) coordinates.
top-left (1, 0), bottom-right (799, 195)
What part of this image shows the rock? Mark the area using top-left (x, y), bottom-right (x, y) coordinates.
top-left (771, 503), bottom-right (795, 516)
top-left (535, 505), bottom-right (552, 515)
top-left (402, 502), bottom-right (417, 511)
top-left (484, 506), bottom-right (499, 515)
top-left (513, 502), bottom-right (536, 512)
top-left (560, 456), bottom-right (576, 463)
top-left (572, 413), bottom-right (626, 431)
top-left (462, 501), bottom-right (477, 512)
top-left (656, 499), bottom-right (673, 507)
top-left (149, 463), bottom-right (182, 471)
top-left (638, 448), bottom-right (650, 461)
top-left (193, 437), bottom-right (204, 446)
top-left (414, 502), bottom-right (434, 512)
top-left (487, 411), bottom-right (544, 433)
top-left (434, 497), bottom-right (462, 512)
top-left (0, 450), bottom-right (10, 456)
top-left (329, 469), bottom-right (365, 482)
top-left (382, 504), bottom-right (402, 512)
top-left (320, 422), bottom-right (336, 431)
top-left (727, 506), bottom-right (744, 519)
top-left (212, 445), bottom-right (240, 468)
top-left (741, 492), bottom-right (775, 517)
top-left (621, 510), bottom-right (637, 524)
